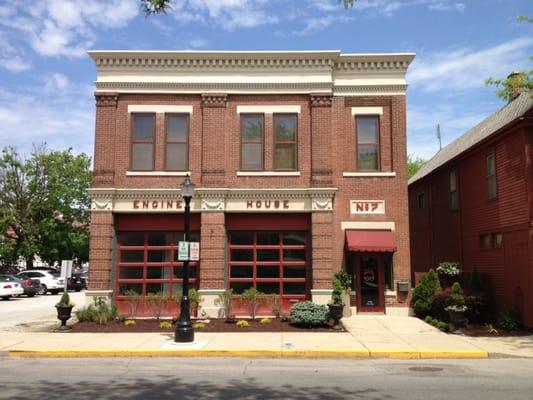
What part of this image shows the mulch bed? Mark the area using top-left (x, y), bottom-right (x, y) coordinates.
top-left (71, 318), bottom-right (345, 333)
top-left (454, 324), bottom-right (533, 337)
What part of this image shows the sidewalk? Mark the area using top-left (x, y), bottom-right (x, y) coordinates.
top-left (1, 315), bottom-right (532, 359)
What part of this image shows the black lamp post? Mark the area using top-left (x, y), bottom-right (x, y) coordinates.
top-left (175, 174), bottom-right (195, 343)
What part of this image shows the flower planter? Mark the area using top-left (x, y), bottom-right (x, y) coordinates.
top-left (328, 303), bottom-right (344, 331)
top-left (448, 309), bottom-right (467, 327)
top-left (56, 305), bottom-right (73, 330)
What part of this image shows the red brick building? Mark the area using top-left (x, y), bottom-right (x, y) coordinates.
top-left (408, 91), bottom-right (533, 326)
top-left (87, 50), bottom-right (415, 317)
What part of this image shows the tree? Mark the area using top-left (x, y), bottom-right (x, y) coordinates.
top-left (140, 0), bottom-right (356, 16)
top-left (485, 16), bottom-right (532, 101)
top-left (0, 146), bottom-right (92, 268)
top-left (407, 154), bottom-right (426, 179)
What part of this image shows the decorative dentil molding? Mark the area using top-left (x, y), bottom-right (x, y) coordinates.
top-left (310, 94), bottom-right (333, 107)
top-left (95, 93), bottom-right (118, 107)
top-left (201, 93), bottom-right (228, 107)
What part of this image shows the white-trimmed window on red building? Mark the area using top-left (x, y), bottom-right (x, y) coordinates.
top-left (240, 114), bottom-right (264, 171)
top-left (131, 113), bottom-right (155, 170)
top-left (273, 114), bottom-right (298, 170)
top-left (355, 116), bottom-right (380, 171)
top-left (165, 114), bottom-right (189, 171)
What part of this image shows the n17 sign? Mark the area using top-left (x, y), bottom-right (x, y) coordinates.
top-left (189, 242), bottom-right (200, 261)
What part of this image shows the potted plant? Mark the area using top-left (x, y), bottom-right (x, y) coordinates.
top-left (436, 262), bottom-right (461, 288)
top-left (55, 292), bottom-right (75, 330)
top-left (445, 282), bottom-right (468, 327)
top-left (328, 278), bottom-right (345, 330)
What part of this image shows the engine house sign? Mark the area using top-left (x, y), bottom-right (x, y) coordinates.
top-left (350, 200), bottom-right (385, 215)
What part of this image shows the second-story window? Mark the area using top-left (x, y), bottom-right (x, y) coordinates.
top-left (241, 114), bottom-right (264, 171)
top-left (486, 151), bottom-right (497, 200)
top-left (165, 114), bottom-right (189, 171)
top-left (356, 116), bottom-right (380, 171)
top-left (449, 170), bottom-right (459, 211)
top-left (274, 114), bottom-right (297, 170)
top-left (131, 113), bottom-right (155, 170)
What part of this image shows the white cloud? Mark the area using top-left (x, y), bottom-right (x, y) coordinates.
top-left (45, 73), bottom-right (70, 92)
top-left (294, 15), bottom-right (355, 36)
top-left (0, 0), bottom-right (139, 58)
top-left (408, 37), bottom-right (533, 92)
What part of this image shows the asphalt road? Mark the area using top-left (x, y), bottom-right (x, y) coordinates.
top-left (0, 357), bottom-right (532, 400)
top-left (0, 290), bottom-right (86, 331)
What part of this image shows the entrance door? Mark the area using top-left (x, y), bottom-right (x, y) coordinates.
top-left (356, 253), bottom-right (385, 313)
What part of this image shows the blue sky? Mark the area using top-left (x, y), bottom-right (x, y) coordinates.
top-left (0, 0), bottom-right (531, 161)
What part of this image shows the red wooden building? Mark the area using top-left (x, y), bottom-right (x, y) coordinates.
top-left (408, 91), bottom-right (533, 326)
top-left (87, 50), bottom-right (415, 317)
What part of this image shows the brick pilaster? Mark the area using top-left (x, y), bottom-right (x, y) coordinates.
top-left (88, 212), bottom-right (114, 290)
top-left (311, 212), bottom-right (335, 289)
top-left (310, 93), bottom-right (333, 186)
top-left (199, 212), bottom-right (226, 289)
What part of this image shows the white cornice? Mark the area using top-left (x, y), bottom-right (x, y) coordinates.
top-left (89, 50), bottom-right (415, 96)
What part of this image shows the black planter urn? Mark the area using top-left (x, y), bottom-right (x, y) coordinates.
top-left (328, 303), bottom-right (344, 331)
top-left (448, 310), bottom-right (467, 327)
top-left (56, 305), bottom-right (73, 330)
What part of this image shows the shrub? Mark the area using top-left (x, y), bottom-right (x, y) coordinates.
top-left (193, 322), bottom-right (205, 329)
top-left (124, 319), bottom-right (136, 326)
top-left (260, 318), bottom-right (272, 325)
top-left (57, 292), bottom-right (74, 307)
top-left (334, 271), bottom-right (352, 292)
top-left (484, 323), bottom-right (498, 335)
top-left (430, 289), bottom-right (452, 321)
top-left (436, 262), bottom-right (461, 277)
top-left (75, 296), bottom-right (117, 325)
top-left (331, 278), bottom-right (344, 304)
top-left (146, 292), bottom-right (167, 320)
top-left (466, 267), bottom-right (483, 293)
top-left (123, 289), bottom-right (141, 319)
top-left (290, 301), bottom-right (328, 327)
top-left (215, 288), bottom-right (234, 319)
top-left (445, 282), bottom-right (467, 313)
top-left (172, 289), bottom-right (203, 315)
top-left (236, 320), bottom-right (249, 328)
top-left (411, 269), bottom-right (441, 317)
top-left (159, 321), bottom-right (173, 329)
top-left (266, 294), bottom-right (282, 318)
top-left (465, 294), bottom-right (489, 324)
top-left (424, 316), bottom-right (451, 332)
top-left (497, 307), bottom-right (520, 331)
top-left (239, 287), bottom-right (266, 319)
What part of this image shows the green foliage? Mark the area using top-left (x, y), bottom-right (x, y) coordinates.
top-left (215, 288), bottom-right (234, 319)
top-left (124, 319), bottom-right (136, 326)
top-left (145, 292), bottom-right (167, 320)
top-left (123, 289), bottom-right (142, 319)
top-left (260, 318), bottom-right (272, 325)
top-left (159, 321), bottom-right (173, 329)
top-left (266, 294), bottom-right (282, 318)
top-left (465, 294), bottom-right (489, 324)
top-left (289, 301), bottom-right (328, 327)
top-left (236, 320), bottom-right (249, 328)
top-left (331, 278), bottom-right (344, 304)
top-left (448, 282), bottom-right (466, 307)
top-left (407, 154), bottom-right (427, 179)
top-left (411, 269), bottom-right (441, 317)
top-left (56, 292), bottom-right (74, 307)
top-left (436, 262), bottom-right (461, 277)
top-left (334, 271), bottom-right (352, 292)
top-left (484, 323), bottom-right (498, 335)
top-left (239, 287), bottom-right (266, 319)
top-left (193, 322), bottom-right (205, 329)
top-left (172, 289), bottom-right (203, 314)
top-left (0, 145), bottom-right (91, 267)
top-left (75, 296), bottom-right (117, 325)
top-left (424, 316), bottom-right (451, 332)
top-left (485, 71), bottom-right (532, 102)
top-left (430, 289), bottom-right (452, 321)
top-left (497, 307), bottom-right (521, 331)
top-left (466, 267), bottom-right (483, 292)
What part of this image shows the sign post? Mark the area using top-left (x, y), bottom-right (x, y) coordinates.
top-left (60, 260), bottom-right (73, 293)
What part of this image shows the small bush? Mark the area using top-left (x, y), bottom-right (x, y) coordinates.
top-left (193, 322), bottom-right (205, 329)
top-left (123, 289), bottom-right (142, 320)
top-left (124, 319), bottom-right (136, 326)
top-left (498, 307), bottom-right (520, 331)
top-left (159, 321), bottom-right (173, 329)
top-left (465, 294), bottom-right (489, 324)
top-left (266, 294), bottom-right (282, 318)
top-left (484, 323), bottom-right (498, 335)
top-left (411, 269), bottom-right (441, 318)
top-left (436, 262), bottom-right (461, 277)
top-left (334, 271), bottom-right (352, 292)
top-left (236, 320), bottom-right (249, 328)
top-left (424, 316), bottom-right (451, 332)
top-left (146, 292), bottom-right (167, 320)
top-left (239, 288), bottom-right (266, 319)
top-left (214, 288), bottom-right (234, 319)
top-left (430, 289), bottom-right (452, 321)
top-left (445, 282), bottom-right (467, 313)
top-left (260, 318), bottom-right (272, 325)
top-left (290, 301), bottom-right (328, 327)
top-left (57, 292), bottom-right (74, 307)
top-left (331, 278), bottom-right (344, 304)
top-left (75, 296), bottom-right (117, 325)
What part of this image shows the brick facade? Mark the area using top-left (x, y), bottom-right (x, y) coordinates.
top-left (88, 51), bottom-right (414, 316)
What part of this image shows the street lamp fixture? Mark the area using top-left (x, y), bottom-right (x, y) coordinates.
top-left (175, 174), bottom-right (196, 343)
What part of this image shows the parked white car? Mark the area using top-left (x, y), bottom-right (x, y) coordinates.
top-left (17, 270), bottom-right (64, 295)
top-left (0, 276), bottom-right (24, 300)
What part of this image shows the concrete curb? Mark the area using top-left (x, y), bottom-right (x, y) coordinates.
top-left (8, 349), bottom-right (489, 359)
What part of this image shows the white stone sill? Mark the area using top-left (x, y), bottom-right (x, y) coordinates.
top-left (343, 172), bottom-right (396, 177)
top-left (237, 171), bottom-right (301, 177)
top-left (126, 171), bottom-right (191, 176)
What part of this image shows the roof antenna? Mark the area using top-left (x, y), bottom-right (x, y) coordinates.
top-left (436, 123), bottom-right (442, 152)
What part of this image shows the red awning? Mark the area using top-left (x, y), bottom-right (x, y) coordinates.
top-left (345, 230), bottom-right (397, 252)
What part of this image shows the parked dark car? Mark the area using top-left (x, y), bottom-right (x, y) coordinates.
top-left (67, 274), bottom-right (86, 292)
top-left (0, 274), bottom-right (41, 297)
